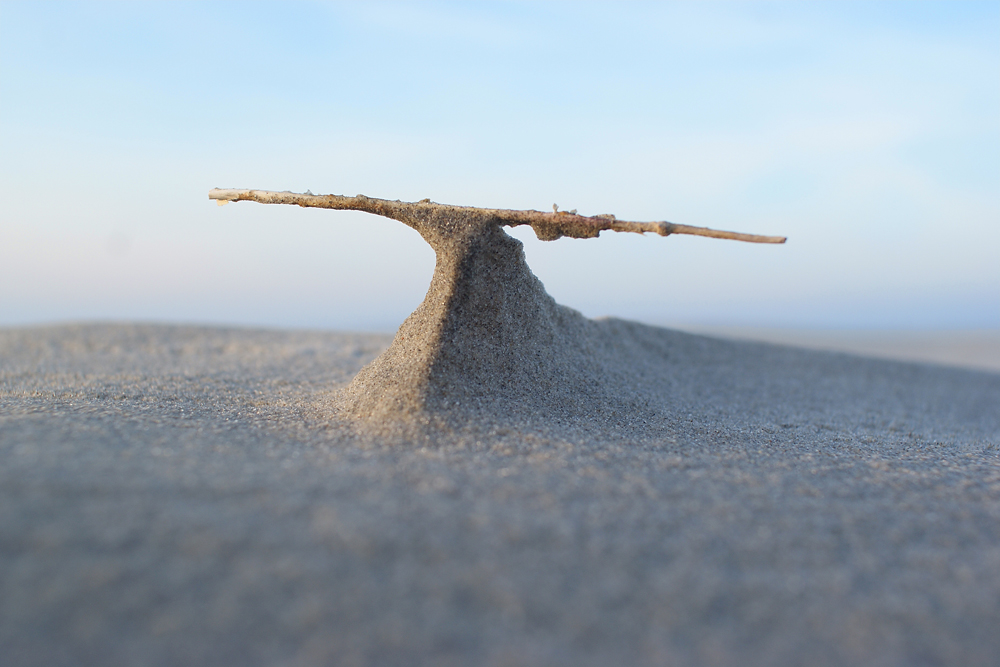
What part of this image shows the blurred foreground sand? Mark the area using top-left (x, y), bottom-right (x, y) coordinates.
top-left (1, 323), bottom-right (998, 667)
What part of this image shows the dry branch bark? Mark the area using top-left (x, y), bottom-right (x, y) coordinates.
top-left (208, 189), bottom-right (786, 244)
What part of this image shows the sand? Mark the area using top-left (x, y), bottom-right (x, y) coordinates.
top-left (3, 194), bottom-right (998, 665)
top-left (680, 327), bottom-right (1000, 375)
top-left (338, 214), bottom-right (670, 437)
top-left (210, 189), bottom-right (786, 440)
top-left (2, 321), bottom-right (999, 667)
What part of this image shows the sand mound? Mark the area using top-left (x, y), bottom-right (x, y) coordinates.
top-left (338, 214), bottom-right (658, 432)
top-left (207, 189), bottom-right (785, 436)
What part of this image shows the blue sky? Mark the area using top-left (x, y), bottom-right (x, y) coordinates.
top-left (1, 1), bottom-right (997, 331)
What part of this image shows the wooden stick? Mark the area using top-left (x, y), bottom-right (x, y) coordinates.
top-left (208, 188), bottom-right (786, 244)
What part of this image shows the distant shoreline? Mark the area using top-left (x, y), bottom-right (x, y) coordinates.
top-left (672, 326), bottom-right (1000, 374)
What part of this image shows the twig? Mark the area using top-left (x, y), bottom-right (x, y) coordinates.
top-left (208, 188), bottom-right (786, 244)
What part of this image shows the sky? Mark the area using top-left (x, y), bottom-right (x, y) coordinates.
top-left (1, 1), bottom-right (997, 332)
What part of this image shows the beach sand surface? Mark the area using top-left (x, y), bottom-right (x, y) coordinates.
top-left (1, 323), bottom-right (998, 667)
